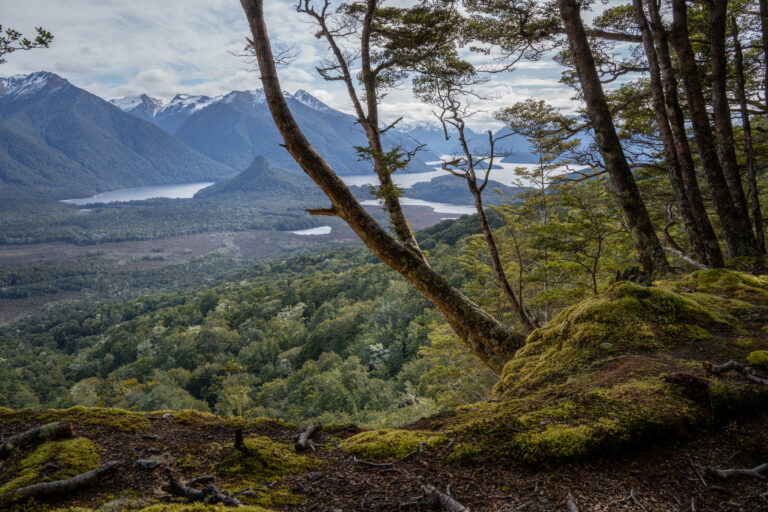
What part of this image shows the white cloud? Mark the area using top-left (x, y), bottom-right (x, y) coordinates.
top-left (1, 0), bottom-right (589, 130)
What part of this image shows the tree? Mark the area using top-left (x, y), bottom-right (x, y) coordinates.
top-left (0, 25), bottom-right (52, 64)
top-left (240, 0), bottom-right (525, 373)
top-left (557, 0), bottom-right (670, 276)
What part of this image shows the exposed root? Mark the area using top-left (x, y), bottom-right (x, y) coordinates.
top-left (422, 484), bottom-right (469, 511)
top-left (705, 463), bottom-right (768, 480)
top-left (703, 360), bottom-right (768, 385)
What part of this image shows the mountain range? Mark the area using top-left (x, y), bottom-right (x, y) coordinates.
top-left (0, 71), bottom-right (539, 201)
top-left (0, 72), bottom-right (233, 199)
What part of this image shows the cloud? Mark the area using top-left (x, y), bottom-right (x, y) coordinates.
top-left (2, 0), bottom-right (589, 130)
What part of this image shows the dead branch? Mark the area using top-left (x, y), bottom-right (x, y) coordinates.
top-left (0, 461), bottom-right (119, 507)
top-left (166, 469), bottom-right (242, 506)
top-left (664, 246), bottom-right (707, 270)
top-left (705, 463), bottom-right (768, 480)
top-left (703, 360), bottom-right (768, 385)
top-left (0, 422), bottom-right (73, 459)
top-left (422, 484), bottom-right (469, 511)
top-left (295, 422), bottom-right (321, 452)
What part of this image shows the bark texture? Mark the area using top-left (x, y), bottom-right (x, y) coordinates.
top-left (240, 0), bottom-right (525, 373)
top-left (633, 0), bottom-right (706, 265)
top-left (558, 0), bottom-right (670, 276)
top-left (669, 0), bottom-right (757, 258)
top-left (645, 0), bottom-right (723, 267)
top-left (732, 18), bottom-right (765, 253)
top-left (707, 0), bottom-right (751, 229)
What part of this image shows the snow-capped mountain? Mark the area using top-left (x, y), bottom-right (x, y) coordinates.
top-left (111, 87), bottom-right (433, 175)
top-left (0, 72), bottom-right (233, 199)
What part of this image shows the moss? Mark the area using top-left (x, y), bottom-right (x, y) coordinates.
top-left (213, 435), bottom-right (316, 508)
top-left (0, 407), bottom-right (150, 431)
top-left (0, 437), bottom-right (101, 495)
top-left (340, 429), bottom-right (447, 459)
top-left (747, 350), bottom-right (768, 371)
top-left (445, 443), bottom-right (479, 465)
top-left (433, 270), bottom-right (768, 463)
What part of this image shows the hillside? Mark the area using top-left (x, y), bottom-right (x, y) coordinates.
top-left (193, 156), bottom-right (319, 200)
top-left (0, 72), bottom-right (234, 199)
top-left (1, 268), bottom-right (767, 511)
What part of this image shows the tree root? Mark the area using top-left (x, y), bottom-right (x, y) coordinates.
top-left (166, 469), bottom-right (242, 506)
top-left (703, 360), bottom-right (768, 385)
top-left (0, 422), bottom-right (73, 459)
top-left (0, 461), bottom-right (119, 507)
top-left (705, 463), bottom-right (768, 480)
top-left (294, 422), bottom-right (321, 452)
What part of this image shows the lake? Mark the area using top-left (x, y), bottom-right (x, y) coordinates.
top-left (62, 182), bottom-right (215, 205)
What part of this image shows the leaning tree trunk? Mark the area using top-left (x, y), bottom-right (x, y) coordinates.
top-left (669, 0), bottom-right (757, 258)
top-left (558, 0), bottom-right (670, 276)
top-left (633, 0), bottom-right (707, 265)
top-left (240, 0), bottom-right (525, 373)
top-left (732, 18), bottom-right (765, 253)
top-left (707, 0), bottom-right (752, 231)
top-left (645, 0), bottom-right (724, 268)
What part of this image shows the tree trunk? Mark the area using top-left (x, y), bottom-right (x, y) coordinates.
top-left (669, 0), bottom-right (757, 258)
top-left (558, 0), bottom-right (670, 276)
top-left (633, 0), bottom-right (707, 265)
top-left (645, 0), bottom-right (724, 268)
top-left (762, 0), bottom-right (768, 109)
top-left (732, 18), bottom-right (765, 253)
top-left (240, 0), bottom-right (524, 373)
top-left (707, 0), bottom-right (752, 231)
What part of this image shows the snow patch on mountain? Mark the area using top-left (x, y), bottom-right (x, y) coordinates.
top-left (0, 71), bottom-right (65, 98)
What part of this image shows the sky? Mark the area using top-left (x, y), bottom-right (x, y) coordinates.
top-left (1, 0), bottom-right (579, 130)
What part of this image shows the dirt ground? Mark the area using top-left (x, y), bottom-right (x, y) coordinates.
top-left (1, 409), bottom-right (767, 511)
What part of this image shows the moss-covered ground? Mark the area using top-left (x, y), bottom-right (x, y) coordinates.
top-left (2, 269), bottom-right (767, 511)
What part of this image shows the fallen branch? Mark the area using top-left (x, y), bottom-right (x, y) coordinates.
top-left (166, 469), bottom-right (242, 506)
top-left (186, 475), bottom-right (215, 487)
top-left (703, 360), bottom-right (768, 385)
top-left (0, 422), bottom-right (73, 459)
top-left (705, 463), bottom-right (768, 480)
top-left (294, 422), bottom-right (321, 452)
top-left (0, 461), bottom-right (119, 507)
top-left (422, 484), bottom-right (469, 512)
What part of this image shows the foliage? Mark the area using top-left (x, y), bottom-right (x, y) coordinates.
top-left (0, 25), bottom-right (52, 64)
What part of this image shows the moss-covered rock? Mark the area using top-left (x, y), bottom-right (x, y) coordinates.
top-left (0, 437), bottom-right (101, 495)
top-left (423, 269), bottom-right (768, 463)
top-left (747, 350), bottom-right (768, 371)
top-left (340, 429), bottom-right (447, 459)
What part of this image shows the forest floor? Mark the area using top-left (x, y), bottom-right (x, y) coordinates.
top-left (1, 407), bottom-right (767, 512)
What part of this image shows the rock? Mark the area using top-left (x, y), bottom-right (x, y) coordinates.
top-left (307, 471), bottom-right (324, 482)
top-left (135, 459), bottom-right (160, 469)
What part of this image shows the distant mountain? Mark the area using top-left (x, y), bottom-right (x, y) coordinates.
top-left (194, 155), bottom-right (321, 200)
top-left (0, 72), bottom-right (234, 199)
top-left (111, 88), bottom-right (433, 176)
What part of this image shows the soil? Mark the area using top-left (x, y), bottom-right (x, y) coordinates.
top-left (1, 410), bottom-right (767, 511)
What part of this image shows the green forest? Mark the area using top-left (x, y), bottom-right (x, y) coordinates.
top-left (2, 0), bottom-right (768, 510)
